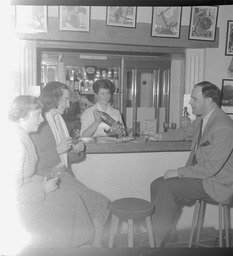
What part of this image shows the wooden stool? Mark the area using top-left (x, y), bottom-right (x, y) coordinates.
top-left (188, 200), bottom-right (231, 247)
top-left (108, 197), bottom-right (155, 248)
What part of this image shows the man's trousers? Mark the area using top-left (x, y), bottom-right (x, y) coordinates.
top-left (150, 177), bottom-right (216, 246)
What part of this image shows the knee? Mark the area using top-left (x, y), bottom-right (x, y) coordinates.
top-left (150, 176), bottom-right (164, 200)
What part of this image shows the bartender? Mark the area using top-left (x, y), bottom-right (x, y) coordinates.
top-left (80, 79), bottom-right (124, 137)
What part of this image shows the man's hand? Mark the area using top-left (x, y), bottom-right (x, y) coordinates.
top-left (145, 132), bottom-right (162, 141)
top-left (164, 170), bottom-right (178, 180)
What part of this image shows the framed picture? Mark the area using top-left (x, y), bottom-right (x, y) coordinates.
top-left (15, 6), bottom-right (48, 33)
top-left (189, 6), bottom-right (218, 41)
top-left (106, 6), bottom-right (137, 28)
top-left (151, 7), bottom-right (182, 38)
top-left (221, 79), bottom-right (233, 114)
top-left (59, 6), bottom-right (90, 32)
top-left (225, 20), bottom-right (233, 56)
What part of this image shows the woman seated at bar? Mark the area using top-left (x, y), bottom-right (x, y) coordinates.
top-left (9, 95), bottom-right (105, 248)
top-left (80, 79), bottom-right (124, 137)
top-left (30, 82), bottom-right (110, 247)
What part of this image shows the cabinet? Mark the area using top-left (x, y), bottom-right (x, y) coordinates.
top-left (39, 50), bottom-right (171, 136)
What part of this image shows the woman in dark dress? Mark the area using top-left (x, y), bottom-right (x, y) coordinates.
top-left (30, 81), bottom-right (110, 247)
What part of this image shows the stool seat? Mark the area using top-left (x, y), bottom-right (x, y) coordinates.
top-left (108, 197), bottom-right (155, 248)
top-left (110, 197), bottom-right (154, 220)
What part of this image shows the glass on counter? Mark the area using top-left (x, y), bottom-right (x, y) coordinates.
top-left (163, 122), bottom-right (177, 132)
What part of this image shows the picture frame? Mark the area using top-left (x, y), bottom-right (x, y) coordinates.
top-left (225, 20), bottom-right (233, 56)
top-left (15, 6), bottom-right (48, 33)
top-left (188, 6), bottom-right (218, 41)
top-left (151, 7), bottom-right (182, 38)
top-left (59, 6), bottom-right (90, 32)
top-left (106, 6), bottom-right (137, 28)
top-left (221, 79), bottom-right (233, 114)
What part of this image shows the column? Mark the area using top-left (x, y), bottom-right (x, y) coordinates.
top-left (185, 49), bottom-right (205, 94)
top-left (18, 39), bottom-right (37, 95)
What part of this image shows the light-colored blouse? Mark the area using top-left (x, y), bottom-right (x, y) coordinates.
top-left (80, 103), bottom-right (123, 137)
top-left (12, 124), bottom-right (45, 205)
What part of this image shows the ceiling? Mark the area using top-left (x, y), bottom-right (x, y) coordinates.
top-left (10, 0), bottom-right (233, 7)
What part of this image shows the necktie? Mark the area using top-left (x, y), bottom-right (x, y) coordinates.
top-left (191, 118), bottom-right (203, 166)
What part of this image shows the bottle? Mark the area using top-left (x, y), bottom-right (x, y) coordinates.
top-left (97, 110), bottom-right (117, 127)
top-left (96, 110), bottom-right (125, 137)
top-left (181, 106), bottom-right (191, 128)
top-left (94, 70), bottom-right (101, 82)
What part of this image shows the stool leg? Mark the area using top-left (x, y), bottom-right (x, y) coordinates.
top-left (219, 204), bottom-right (223, 247)
top-left (196, 201), bottom-right (205, 244)
top-left (188, 200), bottom-right (200, 247)
top-left (128, 219), bottom-right (134, 248)
top-left (145, 215), bottom-right (155, 247)
top-left (108, 215), bottom-right (119, 248)
top-left (223, 205), bottom-right (230, 247)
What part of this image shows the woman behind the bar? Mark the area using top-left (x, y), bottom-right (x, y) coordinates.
top-left (80, 79), bottom-right (124, 137)
top-left (30, 82), bottom-right (110, 247)
top-left (8, 95), bottom-right (97, 248)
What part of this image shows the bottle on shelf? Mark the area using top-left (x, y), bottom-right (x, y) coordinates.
top-left (94, 70), bottom-right (101, 82)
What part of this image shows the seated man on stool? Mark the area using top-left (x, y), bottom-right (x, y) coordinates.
top-left (149, 81), bottom-right (233, 247)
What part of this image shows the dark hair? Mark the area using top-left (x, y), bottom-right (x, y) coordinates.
top-left (92, 79), bottom-right (115, 95)
top-left (9, 95), bottom-right (43, 122)
top-left (195, 81), bottom-right (221, 106)
top-left (39, 81), bottom-right (69, 112)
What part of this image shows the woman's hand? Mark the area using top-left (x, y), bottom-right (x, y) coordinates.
top-left (111, 122), bottom-right (125, 135)
top-left (72, 141), bottom-right (85, 153)
top-left (93, 109), bottom-right (102, 124)
top-left (43, 176), bottom-right (59, 193)
top-left (56, 137), bottom-right (73, 154)
top-left (52, 163), bottom-right (67, 174)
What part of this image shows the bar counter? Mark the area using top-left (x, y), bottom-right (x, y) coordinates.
top-left (85, 140), bottom-right (192, 154)
top-left (72, 139), bottom-right (225, 230)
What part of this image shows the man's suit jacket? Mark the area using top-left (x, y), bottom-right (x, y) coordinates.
top-left (162, 107), bottom-right (233, 204)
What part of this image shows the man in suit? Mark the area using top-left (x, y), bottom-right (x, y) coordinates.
top-left (150, 81), bottom-right (233, 247)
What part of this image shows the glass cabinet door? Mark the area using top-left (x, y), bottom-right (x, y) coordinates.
top-left (122, 58), bottom-right (170, 136)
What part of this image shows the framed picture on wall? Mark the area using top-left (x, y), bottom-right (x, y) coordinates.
top-left (151, 7), bottom-right (182, 38)
top-left (15, 6), bottom-right (48, 33)
top-left (221, 79), bottom-right (233, 114)
top-left (188, 6), bottom-right (218, 41)
top-left (225, 20), bottom-right (233, 56)
top-left (59, 6), bottom-right (90, 32)
top-left (106, 6), bottom-right (137, 28)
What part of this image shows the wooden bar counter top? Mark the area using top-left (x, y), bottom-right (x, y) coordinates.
top-left (84, 139), bottom-right (192, 154)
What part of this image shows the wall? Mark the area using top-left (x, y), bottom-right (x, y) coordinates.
top-left (48, 6), bottom-right (189, 25)
top-left (205, 6), bottom-right (233, 86)
top-left (14, 5), bottom-right (228, 126)
top-left (45, 5), bottom-right (232, 89)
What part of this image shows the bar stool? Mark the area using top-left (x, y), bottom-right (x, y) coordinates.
top-left (108, 197), bottom-right (155, 248)
top-left (188, 200), bottom-right (231, 247)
